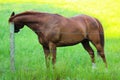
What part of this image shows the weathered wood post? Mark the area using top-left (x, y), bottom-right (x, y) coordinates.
top-left (10, 22), bottom-right (15, 71)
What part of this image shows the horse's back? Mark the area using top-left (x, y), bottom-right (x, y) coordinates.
top-left (70, 14), bottom-right (95, 23)
top-left (71, 14), bottom-right (100, 32)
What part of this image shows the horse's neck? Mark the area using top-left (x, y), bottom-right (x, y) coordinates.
top-left (22, 15), bottom-right (47, 35)
top-left (26, 23), bottom-right (39, 32)
top-left (16, 13), bottom-right (56, 35)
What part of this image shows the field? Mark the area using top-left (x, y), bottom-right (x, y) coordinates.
top-left (0, 0), bottom-right (120, 80)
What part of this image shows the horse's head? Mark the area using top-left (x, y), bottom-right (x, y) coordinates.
top-left (9, 12), bottom-right (24, 33)
top-left (14, 22), bottom-right (24, 33)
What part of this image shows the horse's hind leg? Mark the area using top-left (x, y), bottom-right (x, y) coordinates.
top-left (95, 43), bottom-right (107, 68)
top-left (81, 39), bottom-right (96, 69)
top-left (90, 37), bottom-right (107, 68)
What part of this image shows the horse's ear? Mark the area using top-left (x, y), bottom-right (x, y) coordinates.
top-left (11, 12), bottom-right (15, 17)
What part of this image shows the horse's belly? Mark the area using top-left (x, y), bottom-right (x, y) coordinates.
top-left (56, 34), bottom-right (84, 47)
top-left (57, 41), bottom-right (81, 47)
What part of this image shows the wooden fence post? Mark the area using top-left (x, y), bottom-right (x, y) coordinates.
top-left (10, 23), bottom-right (15, 71)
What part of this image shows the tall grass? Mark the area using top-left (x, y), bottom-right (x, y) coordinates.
top-left (0, 0), bottom-right (120, 80)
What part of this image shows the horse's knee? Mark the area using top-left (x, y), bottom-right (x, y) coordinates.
top-left (52, 57), bottom-right (56, 64)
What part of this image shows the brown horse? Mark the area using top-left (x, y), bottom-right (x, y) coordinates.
top-left (9, 11), bottom-right (107, 69)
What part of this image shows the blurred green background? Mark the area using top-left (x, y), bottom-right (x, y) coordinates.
top-left (0, 0), bottom-right (120, 80)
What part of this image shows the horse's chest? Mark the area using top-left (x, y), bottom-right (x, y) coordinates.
top-left (38, 32), bottom-right (59, 47)
top-left (38, 28), bottom-right (60, 45)
top-left (39, 37), bottom-right (49, 46)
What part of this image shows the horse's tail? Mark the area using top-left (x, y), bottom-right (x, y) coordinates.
top-left (95, 18), bottom-right (104, 47)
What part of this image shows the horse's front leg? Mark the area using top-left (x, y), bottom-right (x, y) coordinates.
top-left (43, 46), bottom-right (50, 68)
top-left (49, 42), bottom-right (57, 68)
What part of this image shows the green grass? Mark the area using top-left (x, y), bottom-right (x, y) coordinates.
top-left (0, 0), bottom-right (120, 80)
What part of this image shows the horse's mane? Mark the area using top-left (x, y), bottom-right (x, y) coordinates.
top-left (9, 11), bottom-right (49, 22)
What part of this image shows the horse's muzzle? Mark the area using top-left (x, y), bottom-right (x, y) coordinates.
top-left (14, 30), bottom-right (20, 33)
